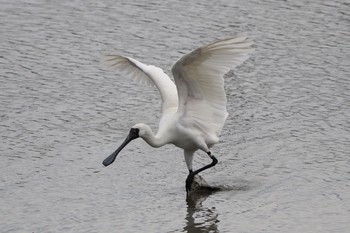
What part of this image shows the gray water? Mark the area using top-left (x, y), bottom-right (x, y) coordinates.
top-left (1, 0), bottom-right (349, 232)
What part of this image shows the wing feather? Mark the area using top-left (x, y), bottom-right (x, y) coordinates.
top-left (171, 37), bottom-right (254, 137)
top-left (102, 55), bottom-right (178, 113)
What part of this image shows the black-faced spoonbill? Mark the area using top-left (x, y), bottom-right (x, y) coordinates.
top-left (101, 37), bottom-right (254, 193)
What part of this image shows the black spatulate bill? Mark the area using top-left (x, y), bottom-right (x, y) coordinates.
top-left (102, 128), bottom-right (140, 166)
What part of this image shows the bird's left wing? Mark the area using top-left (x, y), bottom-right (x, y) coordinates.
top-left (102, 55), bottom-right (178, 113)
top-left (171, 37), bottom-right (254, 137)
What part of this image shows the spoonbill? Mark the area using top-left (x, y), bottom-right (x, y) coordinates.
top-left (101, 37), bottom-right (254, 193)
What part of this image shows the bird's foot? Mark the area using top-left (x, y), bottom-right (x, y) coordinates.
top-left (186, 172), bottom-right (195, 194)
top-left (186, 173), bottom-right (209, 194)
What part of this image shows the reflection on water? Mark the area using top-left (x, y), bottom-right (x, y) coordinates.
top-left (183, 179), bottom-right (252, 233)
top-left (184, 191), bottom-right (219, 233)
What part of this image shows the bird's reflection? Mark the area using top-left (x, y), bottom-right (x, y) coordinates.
top-left (183, 176), bottom-right (220, 233)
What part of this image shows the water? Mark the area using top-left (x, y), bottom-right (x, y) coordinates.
top-left (1, 0), bottom-right (349, 232)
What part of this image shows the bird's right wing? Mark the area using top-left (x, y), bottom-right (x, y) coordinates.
top-left (101, 55), bottom-right (178, 113)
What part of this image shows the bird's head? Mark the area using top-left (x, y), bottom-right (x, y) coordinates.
top-left (131, 123), bottom-right (152, 139)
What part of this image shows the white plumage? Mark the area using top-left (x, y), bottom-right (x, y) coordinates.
top-left (101, 37), bottom-right (254, 192)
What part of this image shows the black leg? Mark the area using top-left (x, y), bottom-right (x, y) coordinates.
top-left (186, 152), bottom-right (218, 193)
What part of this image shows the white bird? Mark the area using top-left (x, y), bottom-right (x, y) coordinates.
top-left (101, 37), bottom-right (254, 193)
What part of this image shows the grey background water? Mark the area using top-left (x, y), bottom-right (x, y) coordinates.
top-left (1, 0), bottom-right (349, 232)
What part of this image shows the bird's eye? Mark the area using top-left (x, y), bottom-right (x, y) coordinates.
top-left (131, 128), bottom-right (140, 135)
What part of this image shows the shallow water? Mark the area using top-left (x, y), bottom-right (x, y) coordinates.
top-left (1, 0), bottom-right (349, 232)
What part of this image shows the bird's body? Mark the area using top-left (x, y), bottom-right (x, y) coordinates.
top-left (101, 37), bottom-right (254, 192)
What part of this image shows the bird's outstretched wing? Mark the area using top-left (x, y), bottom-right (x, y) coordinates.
top-left (102, 55), bottom-right (178, 113)
top-left (171, 37), bottom-right (254, 137)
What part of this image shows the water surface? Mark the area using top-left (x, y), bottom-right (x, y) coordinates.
top-left (1, 0), bottom-right (349, 232)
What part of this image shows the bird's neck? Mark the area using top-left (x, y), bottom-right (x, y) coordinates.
top-left (141, 125), bottom-right (167, 148)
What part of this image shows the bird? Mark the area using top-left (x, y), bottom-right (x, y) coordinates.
top-left (101, 36), bottom-right (254, 193)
